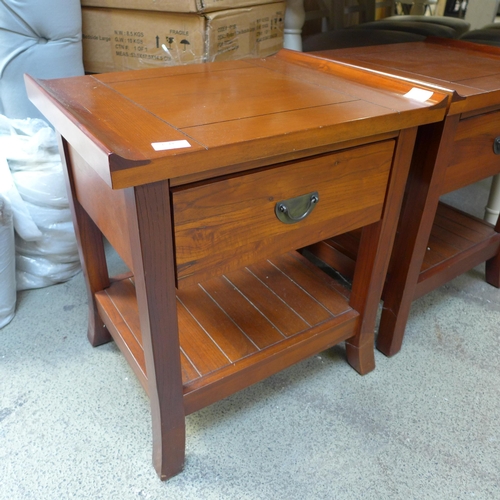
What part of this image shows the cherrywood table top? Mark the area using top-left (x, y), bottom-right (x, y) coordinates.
top-left (313, 38), bottom-right (500, 115)
top-left (25, 49), bottom-right (447, 190)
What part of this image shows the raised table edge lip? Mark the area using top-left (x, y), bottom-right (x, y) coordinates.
top-left (25, 49), bottom-right (449, 190)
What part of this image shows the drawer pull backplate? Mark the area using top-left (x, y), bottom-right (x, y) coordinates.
top-left (275, 191), bottom-right (319, 224)
top-left (494, 137), bottom-right (500, 155)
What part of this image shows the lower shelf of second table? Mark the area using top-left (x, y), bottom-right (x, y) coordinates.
top-left (305, 202), bottom-right (500, 296)
top-left (95, 250), bottom-right (359, 415)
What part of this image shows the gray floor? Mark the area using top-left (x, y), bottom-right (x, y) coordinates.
top-left (1, 179), bottom-right (499, 500)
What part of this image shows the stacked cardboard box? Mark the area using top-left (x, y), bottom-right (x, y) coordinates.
top-left (80, 0), bottom-right (286, 73)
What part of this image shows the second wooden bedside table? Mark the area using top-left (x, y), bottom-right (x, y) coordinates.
top-left (306, 38), bottom-right (500, 357)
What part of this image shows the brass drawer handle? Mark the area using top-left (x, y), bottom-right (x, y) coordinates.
top-left (494, 137), bottom-right (500, 155)
top-left (275, 191), bottom-right (319, 224)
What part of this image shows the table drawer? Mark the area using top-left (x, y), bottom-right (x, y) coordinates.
top-left (172, 140), bottom-right (395, 287)
top-left (444, 110), bottom-right (500, 194)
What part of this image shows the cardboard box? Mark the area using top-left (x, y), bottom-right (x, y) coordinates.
top-left (80, 0), bottom-right (276, 14)
top-left (82, 3), bottom-right (285, 73)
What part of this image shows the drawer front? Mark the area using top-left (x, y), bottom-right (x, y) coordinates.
top-left (172, 140), bottom-right (395, 287)
top-left (444, 110), bottom-right (500, 194)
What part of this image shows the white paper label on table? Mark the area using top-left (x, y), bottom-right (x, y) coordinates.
top-left (403, 88), bottom-right (434, 103)
top-left (151, 140), bottom-right (191, 151)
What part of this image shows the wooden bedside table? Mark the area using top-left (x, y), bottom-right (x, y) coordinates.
top-left (306, 39), bottom-right (500, 357)
top-left (25, 50), bottom-right (447, 480)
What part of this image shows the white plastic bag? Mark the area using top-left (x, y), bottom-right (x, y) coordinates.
top-left (0, 114), bottom-right (81, 290)
top-left (0, 147), bottom-right (42, 241)
top-left (0, 194), bottom-right (16, 328)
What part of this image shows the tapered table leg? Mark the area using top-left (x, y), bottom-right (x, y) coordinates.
top-left (125, 181), bottom-right (185, 481)
top-left (377, 116), bottom-right (460, 356)
top-left (58, 136), bottom-right (111, 347)
top-left (347, 127), bottom-right (417, 374)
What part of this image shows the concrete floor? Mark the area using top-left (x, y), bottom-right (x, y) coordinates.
top-left (1, 180), bottom-right (500, 500)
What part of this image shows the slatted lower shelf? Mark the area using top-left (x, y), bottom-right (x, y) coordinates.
top-left (415, 202), bottom-right (500, 297)
top-left (95, 250), bottom-right (359, 415)
top-left (420, 203), bottom-right (497, 272)
top-left (305, 202), bottom-right (500, 299)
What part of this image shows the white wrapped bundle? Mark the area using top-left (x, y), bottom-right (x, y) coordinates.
top-left (0, 115), bottom-right (81, 290)
top-left (0, 195), bottom-right (16, 328)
